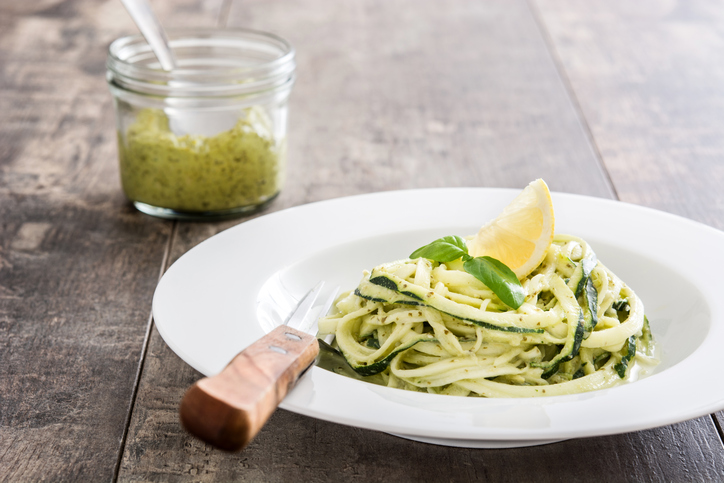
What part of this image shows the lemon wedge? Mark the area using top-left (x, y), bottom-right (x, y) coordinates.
top-left (467, 179), bottom-right (555, 279)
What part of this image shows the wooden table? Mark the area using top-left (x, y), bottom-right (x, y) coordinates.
top-left (2, 0), bottom-right (724, 481)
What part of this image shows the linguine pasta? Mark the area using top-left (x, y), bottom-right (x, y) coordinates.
top-left (318, 235), bottom-right (658, 397)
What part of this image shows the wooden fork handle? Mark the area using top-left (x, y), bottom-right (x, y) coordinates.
top-left (179, 325), bottom-right (319, 451)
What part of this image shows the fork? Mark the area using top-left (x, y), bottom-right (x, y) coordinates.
top-left (179, 282), bottom-right (337, 451)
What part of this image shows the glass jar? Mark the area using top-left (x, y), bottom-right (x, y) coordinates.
top-left (107, 29), bottom-right (295, 220)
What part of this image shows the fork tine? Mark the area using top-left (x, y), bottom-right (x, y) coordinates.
top-left (300, 286), bottom-right (340, 337)
top-left (285, 281), bottom-right (324, 330)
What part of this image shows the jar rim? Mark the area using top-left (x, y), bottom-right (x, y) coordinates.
top-left (107, 28), bottom-right (296, 98)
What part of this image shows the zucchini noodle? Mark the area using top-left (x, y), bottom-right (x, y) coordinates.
top-left (318, 235), bottom-right (659, 397)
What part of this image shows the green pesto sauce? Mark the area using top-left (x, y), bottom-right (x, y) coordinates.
top-left (119, 108), bottom-right (283, 212)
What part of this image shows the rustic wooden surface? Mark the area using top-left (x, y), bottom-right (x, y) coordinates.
top-left (1, 0), bottom-right (723, 481)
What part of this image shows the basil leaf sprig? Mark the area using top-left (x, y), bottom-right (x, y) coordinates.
top-left (410, 235), bottom-right (469, 262)
top-left (410, 236), bottom-right (525, 309)
top-left (462, 257), bottom-right (525, 310)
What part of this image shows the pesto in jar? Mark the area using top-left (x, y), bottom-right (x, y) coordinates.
top-left (118, 107), bottom-right (284, 212)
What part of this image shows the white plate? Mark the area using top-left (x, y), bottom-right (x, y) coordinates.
top-left (153, 188), bottom-right (724, 447)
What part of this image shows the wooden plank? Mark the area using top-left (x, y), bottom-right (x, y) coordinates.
top-left (0, 198), bottom-right (170, 483)
top-left (532, 0), bottom-right (724, 229)
top-left (0, 0), bottom-right (215, 480)
top-left (532, 0), bottom-right (724, 452)
top-left (0, 102), bottom-right (173, 482)
top-left (274, 0), bottom-right (614, 202)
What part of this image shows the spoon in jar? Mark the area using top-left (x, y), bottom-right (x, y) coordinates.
top-left (120, 0), bottom-right (177, 71)
top-left (120, 0), bottom-right (235, 136)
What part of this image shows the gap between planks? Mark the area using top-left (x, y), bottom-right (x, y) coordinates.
top-left (712, 414), bottom-right (724, 447)
top-left (112, 220), bottom-right (178, 482)
top-left (524, 0), bottom-right (619, 201)
top-left (527, 0), bottom-right (724, 449)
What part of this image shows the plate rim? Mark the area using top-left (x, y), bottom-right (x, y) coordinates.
top-left (153, 187), bottom-right (724, 442)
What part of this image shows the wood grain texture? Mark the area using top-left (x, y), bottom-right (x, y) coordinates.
top-left (260, 0), bottom-right (617, 204)
top-left (2, 0), bottom-right (723, 481)
top-left (0, 0), bottom-right (205, 480)
top-left (533, 0), bottom-right (724, 450)
top-left (532, 0), bottom-right (724, 228)
top-left (118, 0), bottom-right (722, 482)
top-left (715, 413), bottom-right (724, 446)
top-left (180, 326), bottom-right (319, 452)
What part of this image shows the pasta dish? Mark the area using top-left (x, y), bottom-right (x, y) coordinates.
top-left (319, 209), bottom-right (658, 398)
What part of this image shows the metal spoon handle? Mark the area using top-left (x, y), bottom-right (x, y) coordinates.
top-left (120, 0), bottom-right (177, 71)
